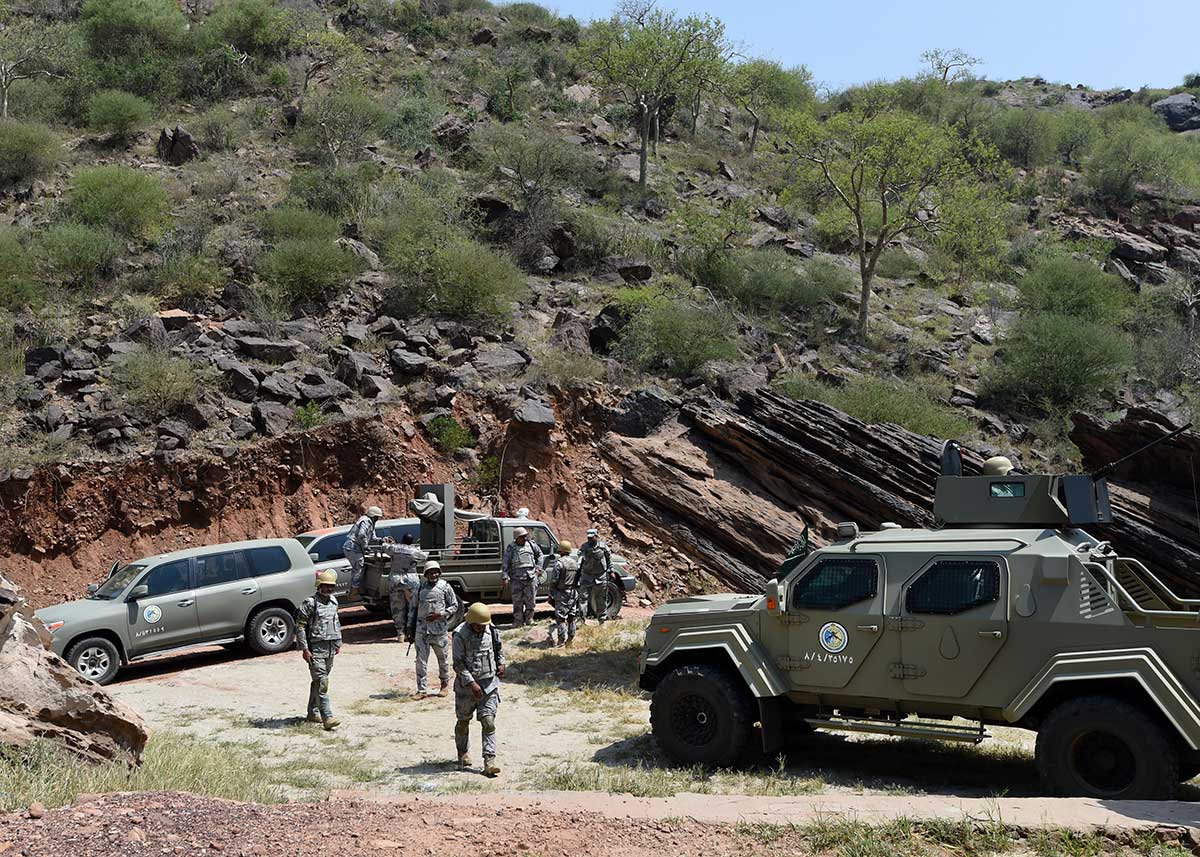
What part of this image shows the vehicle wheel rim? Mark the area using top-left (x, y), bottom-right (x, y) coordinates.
top-left (1071, 730), bottom-right (1137, 795)
top-left (604, 583), bottom-right (619, 616)
top-left (260, 616), bottom-right (288, 647)
top-left (76, 646), bottom-right (111, 680)
top-left (672, 692), bottom-right (718, 748)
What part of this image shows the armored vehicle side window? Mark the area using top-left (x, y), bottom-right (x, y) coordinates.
top-left (906, 560), bottom-right (1001, 615)
top-left (195, 551), bottom-right (250, 588)
top-left (246, 546), bottom-right (291, 576)
top-left (142, 560), bottom-right (191, 597)
top-left (791, 558), bottom-right (878, 610)
top-left (990, 482), bottom-right (1025, 498)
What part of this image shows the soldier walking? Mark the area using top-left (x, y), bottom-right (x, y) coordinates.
top-left (382, 533), bottom-right (427, 640)
top-left (410, 560), bottom-right (459, 697)
top-left (453, 603), bottom-right (505, 777)
top-left (546, 540), bottom-right (581, 647)
top-left (343, 505), bottom-right (383, 593)
top-left (297, 569), bottom-right (342, 731)
top-left (501, 526), bottom-right (542, 627)
top-left (578, 527), bottom-right (612, 624)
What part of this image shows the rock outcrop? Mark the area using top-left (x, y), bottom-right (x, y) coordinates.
top-left (0, 575), bottom-right (148, 764)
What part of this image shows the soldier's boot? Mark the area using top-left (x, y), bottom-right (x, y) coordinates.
top-left (457, 753), bottom-right (472, 770)
top-left (438, 681), bottom-right (450, 697)
top-left (483, 756), bottom-right (501, 777)
top-left (564, 636), bottom-right (574, 648)
top-left (322, 717), bottom-right (340, 731)
top-left (306, 712), bottom-right (322, 723)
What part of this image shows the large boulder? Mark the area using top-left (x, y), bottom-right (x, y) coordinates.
top-left (1152, 92), bottom-right (1200, 132)
top-left (432, 114), bottom-right (472, 151)
top-left (155, 125), bottom-right (200, 165)
top-left (236, 336), bottom-right (303, 363)
top-left (0, 575), bottom-right (147, 765)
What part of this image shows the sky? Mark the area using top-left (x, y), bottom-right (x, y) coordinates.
top-left (544, 0), bottom-right (1200, 93)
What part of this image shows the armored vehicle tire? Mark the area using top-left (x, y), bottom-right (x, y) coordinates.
top-left (601, 579), bottom-right (623, 619)
top-left (1035, 695), bottom-right (1179, 799)
top-left (650, 664), bottom-right (755, 768)
top-left (247, 607), bottom-right (295, 655)
top-left (65, 636), bottom-right (120, 685)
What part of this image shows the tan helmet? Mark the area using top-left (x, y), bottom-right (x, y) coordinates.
top-left (465, 602), bottom-right (491, 624)
top-left (423, 560), bottom-right (442, 575)
top-left (367, 505), bottom-right (383, 518)
top-left (513, 526), bottom-right (528, 538)
top-left (558, 540), bottom-right (573, 554)
top-left (316, 570), bottom-right (338, 587)
top-left (982, 456), bottom-right (1014, 477)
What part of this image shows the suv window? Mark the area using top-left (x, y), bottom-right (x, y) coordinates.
top-left (246, 546), bottom-right (291, 576)
top-left (142, 560), bottom-right (192, 597)
top-left (310, 536), bottom-right (345, 563)
top-left (527, 526), bottom-right (555, 555)
top-left (378, 523), bottom-right (420, 544)
top-left (792, 558), bottom-right (878, 610)
top-left (906, 560), bottom-right (1001, 615)
top-left (195, 551), bottom-right (250, 588)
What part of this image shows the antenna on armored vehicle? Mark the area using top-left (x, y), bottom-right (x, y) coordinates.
top-left (1089, 422), bottom-right (1193, 480)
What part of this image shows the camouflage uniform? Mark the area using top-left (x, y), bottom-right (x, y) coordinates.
top-left (547, 554), bottom-right (581, 646)
top-left (342, 515), bottom-right (377, 589)
top-left (501, 540), bottom-right (543, 627)
top-left (578, 539), bottom-right (612, 622)
top-left (452, 622), bottom-right (504, 763)
top-left (382, 543), bottom-right (426, 638)
top-left (409, 578), bottom-right (459, 693)
top-left (296, 593), bottom-right (342, 720)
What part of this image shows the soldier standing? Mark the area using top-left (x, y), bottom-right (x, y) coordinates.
top-left (343, 505), bottom-right (383, 593)
top-left (297, 569), bottom-right (342, 731)
top-left (501, 526), bottom-right (542, 627)
top-left (382, 533), bottom-right (427, 640)
top-left (546, 540), bottom-right (581, 647)
top-left (410, 560), bottom-right (459, 697)
top-left (578, 527), bottom-right (612, 624)
top-left (453, 602), bottom-right (505, 777)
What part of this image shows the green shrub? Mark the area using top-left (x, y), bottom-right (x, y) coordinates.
top-left (292, 401), bottom-right (325, 430)
top-left (80, 0), bottom-right (188, 99)
top-left (1186, 73), bottom-right (1200, 89)
top-left (873, 248), bottom-right (920, 279)
top-left (738, 250), bottom-right (851, 312)
top-left (35, 223), bottom-right (122, 287)
top-left (69, 167), bottom-right (169, 239)
top-left (476, 123), bottom-right (597, 212)
top-left (180, 44), bottom-right (257, 101)
top-left (194, 106), bottom-right (239, 152)
top-left (427, 415), bottom-right (475, 454)
top-left (112, 346), bottom-right (211, 416)
top-left (86, 90), bottom-right (153, 140)
top-left (382, 94), bottom-right (444, 149)
top-left (617, 296), bottom-right (738, 378)
top-left (297, 91), bottom-right (389, 166)
top-left (265, 63), bottom-right (290, 91)
top-left (258, 239), bottom-right (357, 304)
top-left (1016, 254), bottom-right (1129, 324)
top-left (288, 165), bottom-right (373, 216)
top-left (155, 253), bottom-right (223, 303)
top-left (778, 376), bottom-right (972, 439)
top-left (0, 228), bottom-right (38, 309)
top-left (0, 121), bottom-right (59, 188)
top-left (7, 80), bottom-right (68, 124)
top-left (196, 0), bottom-right (294, 59)
top-left (261, 206), bottom-right (340, 242)
top-left (421, 239), bottom-right (526, 321)
top-left (986, 107), bottom-right (1054, 167)
top-left (1129, 281), bottom-right (1193, 388)
top-left (1086, 122), bottom-right (1188, 204)
top-left (498, 2), bottom-right (555, 25)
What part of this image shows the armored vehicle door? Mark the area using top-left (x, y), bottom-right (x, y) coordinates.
top-left (895, 556), bottom-right (1008, 697)
top-left (783, 554), bottom-right (888, 688)
top-left (127, 558), bottom-right (200, 656)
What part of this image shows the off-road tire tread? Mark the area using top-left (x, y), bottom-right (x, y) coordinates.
top-left (1035, 694), bottom-right (1178, 799)
top-left (65, 636), bottom-right (120, 685)
top-left (246, 606), bottom-right (295, 656)
top-left (650, 663), bottom-right (755, 768)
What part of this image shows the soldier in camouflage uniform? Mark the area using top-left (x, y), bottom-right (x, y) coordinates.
top-left (546, 540), bottom-right (581, 647)
top-left (297, 569), bottom-right (343, 730)
top-left (501, 526), bottom-right (542, 627)
top-left (578, 528), bottom-right (612, 624)
top-left (452, 602), bottom-right (505, 777)
top-left (382, 533), bottom-right (427, 640)
top-left (409, 560), bottom-right (459, 697)
top-left (343, 505), bottom-right (383, 592)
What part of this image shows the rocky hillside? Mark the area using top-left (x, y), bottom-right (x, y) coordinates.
top-left (1, 0), bottom-right (1199, 604)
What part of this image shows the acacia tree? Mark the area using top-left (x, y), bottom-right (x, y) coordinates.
top-left (680, 27), bottom-right (731, 138)
top-left (577, 2), bottom-right (725, 189)
top-left (729, 59), bottom-right (812, 155)
top-left (921, 48), bottom-right (981, 85)
top-left (0, 13), bottom-right (70, 118)
top-left (291, 19), bottom-right (360, 96)
top-left (789, 108), bottom-right (1005, 339)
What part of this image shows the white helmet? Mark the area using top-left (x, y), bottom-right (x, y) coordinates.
top-left (513, 527), bottom-right (529, 538)
top-left (423, 560), bottom-right (441, 574)
top-left (367, 505), bottom-right (383, 518)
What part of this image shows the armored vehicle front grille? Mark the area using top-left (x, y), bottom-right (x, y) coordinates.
top-left (1079, 567), bottom-right (1116, 619)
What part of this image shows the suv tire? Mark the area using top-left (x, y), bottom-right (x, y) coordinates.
top-left (1035, 695), bottom-right (1178, 799)
top-left (650, 663), bottom-right (755, 767)
top-left (247, 607), bottom-right (295, 655)
top-left (65, 636), bottom-right (120, 685)
top-left (601, 578), bottom-right (623, 619)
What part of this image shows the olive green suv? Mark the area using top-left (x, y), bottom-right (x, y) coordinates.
top-left (36, 539), bottom-right (318, 685)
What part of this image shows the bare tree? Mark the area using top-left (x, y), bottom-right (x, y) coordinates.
top-left (0, 14), bottom-right (70, 119)
top-left (921, 48), bottom-right (981, 85)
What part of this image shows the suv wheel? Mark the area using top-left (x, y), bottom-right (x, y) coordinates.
top-left (1036, 695), bottom-right (1179, 799)
top-left (247, 607), bottom-right (295, 655)
top-left (650, 663), bottom-right (755, 767)
top-left (65, 637), bottom-right (120, 685)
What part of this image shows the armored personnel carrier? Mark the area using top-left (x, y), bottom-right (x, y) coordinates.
top-left (639, 429), bottom-right (1200, 799)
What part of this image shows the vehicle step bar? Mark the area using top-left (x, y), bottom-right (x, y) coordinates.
top-left (805, 714), bottom-right (989, 744)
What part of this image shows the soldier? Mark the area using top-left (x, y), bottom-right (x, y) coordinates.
top-left (382, 533), bottom-right (427, 640)
top-left (452, 602), bottom-right (505, 777)
top-left (577, 527), bottom-right (612, 624)
top-left (546, 540), bottom-right (581, 647)
top-left (297, 569), bottom-right (342, 731)
top-left (343, 505), bottom-right (383, 593)
top-left (410, 560), bottom-right (459, 697)
top-left (501, 526), bottom-right (542, 627)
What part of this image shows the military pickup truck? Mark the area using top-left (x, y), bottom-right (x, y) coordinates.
top-left (36, 539), bottom-right (317, 685)
top-left (640, 430), bottom-right (1200, 799)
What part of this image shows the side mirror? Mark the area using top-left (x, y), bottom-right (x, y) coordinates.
top-left (309, 553), bottom-right (320, 563)
top-left (128, 585), bottom-right (149, 601)
top-left (86, 583), bottom-right (99, 595)
top-left (765, 580), bottom-right (783, 616)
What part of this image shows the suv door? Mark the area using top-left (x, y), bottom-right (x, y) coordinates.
top-left (527, 526), bottom-right (556, 590)
top-left (896, 556), bottom-right (1009, 698)
top-left (127, 559), bottom-right (200, 656)
top-left (784, 555), bottom-right (887, 689)
top-left (194, 549), bottom-right (259, 639)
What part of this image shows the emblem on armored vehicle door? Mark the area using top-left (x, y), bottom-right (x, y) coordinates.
top-left (143, 605), bottom-right (162, 624)
top-left (818, 622), bottom-right (848, 653)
